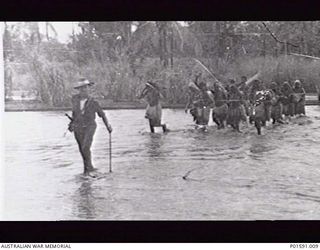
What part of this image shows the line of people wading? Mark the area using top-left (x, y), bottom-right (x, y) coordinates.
top-left (135, 74), bottom-right (306, 135)
top-left (184, 75), bottom-right (306, 135)
top-left (67, 76), bottom-right (306, 176)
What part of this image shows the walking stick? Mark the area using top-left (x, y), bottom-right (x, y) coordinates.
top-left (109, 132), bottom-right (112, 173)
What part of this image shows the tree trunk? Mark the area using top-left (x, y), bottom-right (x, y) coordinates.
top-left (1, 24), bottom-right (6, 98)
top-left (215, 22), bottom-right (220, 69)
top-left (217, 22), bottom-right (225, 57)
top-left (35, 22), bottom-right (41, 45)
top-left (162, 23), bottom-right (169, 67)
top-left (46, 22), bottom-right (49, 41)
top-left (261, 34), bottom-right (266, 57)
top-left (170, 28), bottom-right (174, 68)
top-left (157, 22), bottom-right (169, 68)
top-left (284, 40), bottom-right (291, 82)
top-left (3, 22), bottom-right (13, 99)
top-left (123, 21), bottom-right (131, 47)
top-left (3, 22), bottom-right (12, 60)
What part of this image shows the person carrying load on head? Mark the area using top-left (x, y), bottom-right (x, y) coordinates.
top-left (226, 85), bottom-right (246, 132)
top-left (237, 76), bottom-right (247, 91)
top-left (192, 81), bottom-right (215, 129)
top-left (185, 81), bottom-right (201, 124)
top-left (269, 82), bottom-right (285, 124)
top-left (227, 76), bottom-right (245, 124)
top-left (225, 78), bottom-right (236, 93)
top-left (248, 79), bottom-right (264, 124)
top-left (280, 81), bottom-right (295, 120)
top-left (292, 79), bottom-right (306, 116)
top-left (211, 81), bottom-right (228, 129)
top-left (138, 81), bottom-right (167, 133)
top-left (237, 75), bottom-right (250, 117)
top-left (251, 89), bottom-right (273, 135)
top-left (68, 78), bottom-right (112, 176)
top-left (262, 80), bottom-right (272, 123)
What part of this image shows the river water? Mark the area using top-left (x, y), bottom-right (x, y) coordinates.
top-left (3, 107), bottom-right (320, 220)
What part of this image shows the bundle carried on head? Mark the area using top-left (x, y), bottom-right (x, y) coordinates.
top-left (255, 90), bottom-right (272, 105)
top-left (146, 81), bottom-right (160, 91)
top-left (294, 79), bottom-right (302, 88)
top-left (245, 71), bottom-right (261, 86)
top-left (188, 81), bottom-right (200, 91)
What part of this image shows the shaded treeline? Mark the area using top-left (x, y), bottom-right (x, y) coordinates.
top-left (4, 21), bottom-right (320, 106)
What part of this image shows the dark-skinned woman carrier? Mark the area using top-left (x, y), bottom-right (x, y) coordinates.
top-left (138, 81), bottom-right (168, 133)
top-left (187, 81), bottom-right (215, 130)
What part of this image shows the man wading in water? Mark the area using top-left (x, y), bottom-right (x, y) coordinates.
top-left (139, 81), bottom-right (167, 133)
top-left (68, 78), bottom-right (112, 176)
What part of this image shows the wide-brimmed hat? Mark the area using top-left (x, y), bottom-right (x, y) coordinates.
top-left (145, 81), bottom-right (160, 91)
top-left (74, 78), bottom-right (95, 89)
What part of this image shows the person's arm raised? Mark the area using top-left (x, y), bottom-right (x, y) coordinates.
top-left (138, 87), bottom-right (149, 99)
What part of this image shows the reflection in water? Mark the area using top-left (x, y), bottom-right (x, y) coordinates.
top-left (73, 180), bottom-right (97, 220)
top-left (71, 175), bottom-right (119, 220)
top-left (4, 108), bottom-right (320, 220)
top-left (145, 133), bottom-right (166, 158)
top-left (248, 135), bottom-right (274, 161)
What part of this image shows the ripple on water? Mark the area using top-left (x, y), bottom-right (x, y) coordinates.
top-left (249, 144), bottom-right (275, 154)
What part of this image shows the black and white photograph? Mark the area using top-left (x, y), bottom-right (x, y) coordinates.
top-left (2, 21), bottom-right (320, 223)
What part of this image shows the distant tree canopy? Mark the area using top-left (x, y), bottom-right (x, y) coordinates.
top-left (4, 21), bottom-right (320, 106)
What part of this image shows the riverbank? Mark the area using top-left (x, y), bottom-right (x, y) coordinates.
top-left (4, 99), bottom-right (185, 112)
top-left (4, 94), bottom-right (319, 112)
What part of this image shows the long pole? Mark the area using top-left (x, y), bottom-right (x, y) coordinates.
top-left (284, 40), bottom-right (289, 82)
top-left (245, 71), bottom-right (261, 86)
top-left (192, 58), bottom-right (220, 82)
top-left (192, 58), bottom-right (227, 92)
top-left (109, 133), bottom-right (112, 173)
top-left (289, 52), bottom-right (320, 61)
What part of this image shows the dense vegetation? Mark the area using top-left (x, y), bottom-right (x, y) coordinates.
top-left (4, 21), bottom-right (320, 107)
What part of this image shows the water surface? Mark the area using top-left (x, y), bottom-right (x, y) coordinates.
top-left (3, 107), bottom-right (320, 220)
